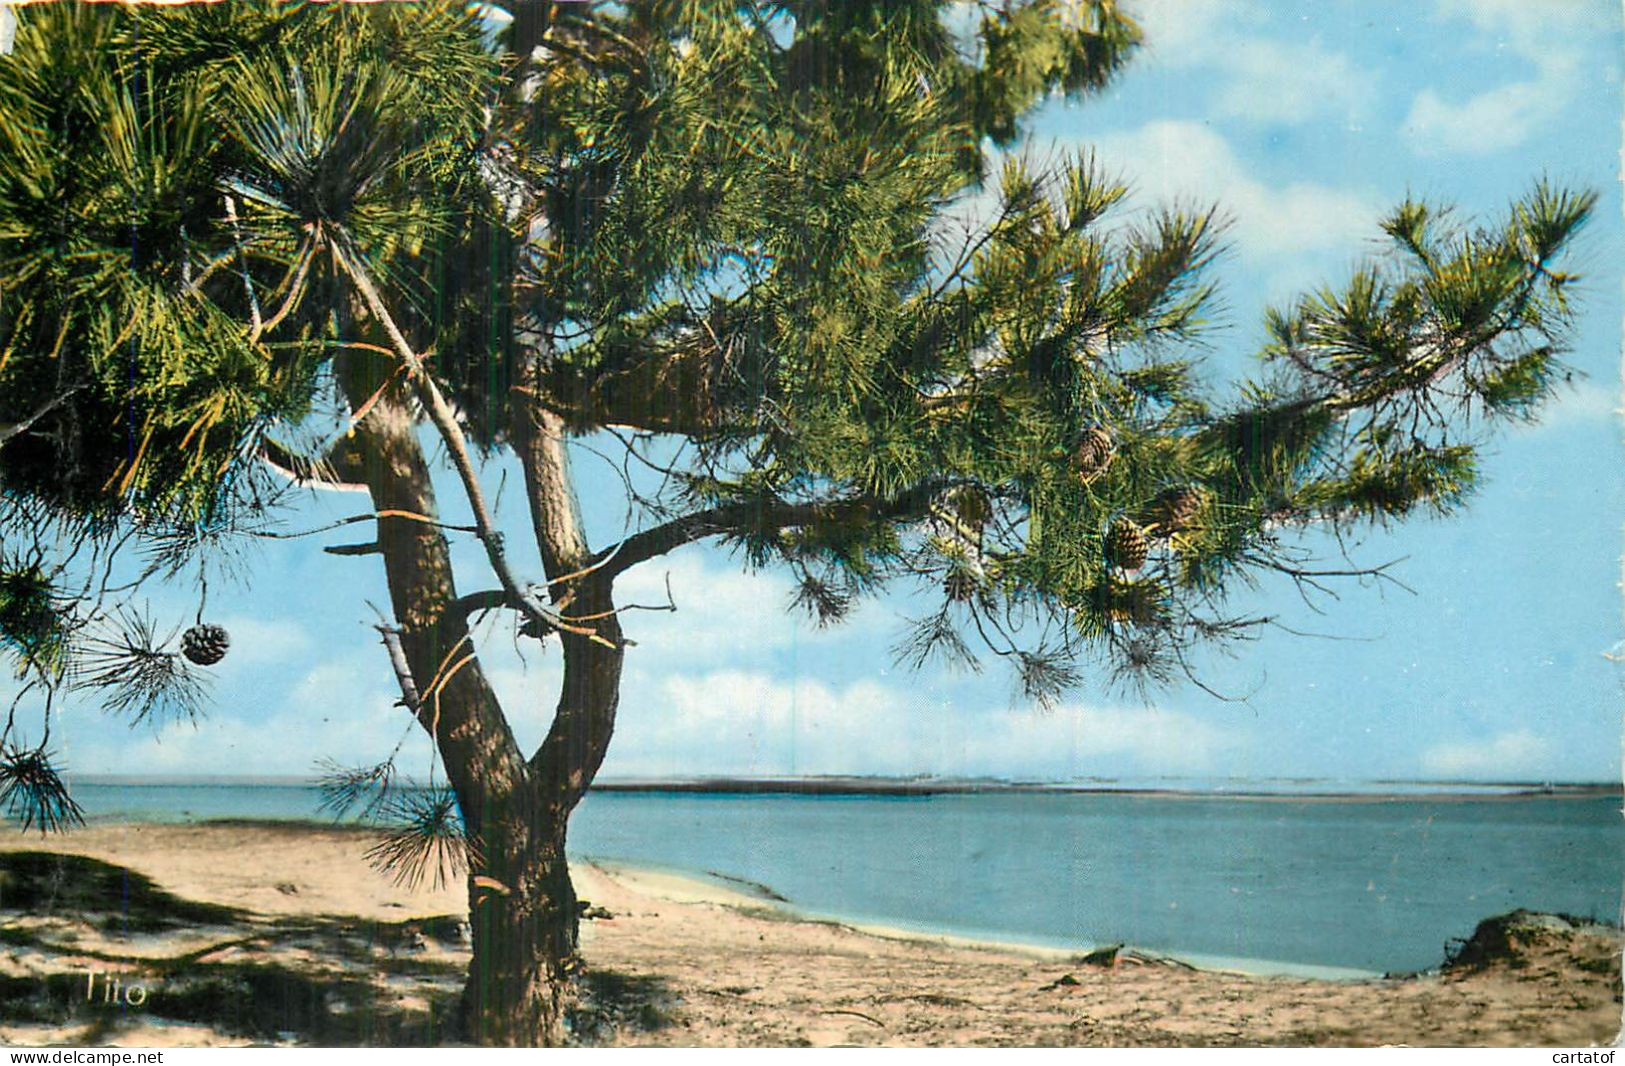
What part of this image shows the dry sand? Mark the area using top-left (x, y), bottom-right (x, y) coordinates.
top-left (0, 822), bottom-right (1618, 1048)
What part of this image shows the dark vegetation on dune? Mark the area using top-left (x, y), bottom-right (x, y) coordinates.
top-left (1442, 911), bottom-right (1622, 978)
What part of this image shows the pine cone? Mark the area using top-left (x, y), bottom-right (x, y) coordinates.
top-left (948, 486), bottom-right (992, 529)
top-left (1104, 577), bottom-right (1163, 625)
top-left (944, 569), bottom-right (978, 603)
top-left (1106, 518), bottom-right (1149, 571)
top-left (1072, 427), bottom-right (1114, 485)
top-left (180, 623), bottom-right (230, 666)
top-left (1143, 485), bottom-right (1206, 536)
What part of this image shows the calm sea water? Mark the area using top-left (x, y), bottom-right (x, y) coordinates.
top-left (63, 781), bottom-right (1623, 975)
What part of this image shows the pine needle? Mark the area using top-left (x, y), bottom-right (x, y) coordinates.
top-left (315, 757), bottom-right (397, 822)
top-left (892, 611), bottom-right (983, 674)
top-left (1014, 649), bottom-right (1083, 710)
top-left (75, 608), bottom-right (208, 725)
top-left (0, 746), bottom-right (85, 834)
top-left (364, 789), bottom-right (475, 892)
top-left (789, 573), bottom-right (852, 627)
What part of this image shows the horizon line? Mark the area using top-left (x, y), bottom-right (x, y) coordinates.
top-left (63, 773), bottom-right (1624, 797)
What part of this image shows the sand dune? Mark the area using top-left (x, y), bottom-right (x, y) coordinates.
top-left (0, 823), bottom-right (1618, 1047)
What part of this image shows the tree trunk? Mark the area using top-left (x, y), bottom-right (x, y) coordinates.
top-left (454, 393), bottom-right (628, 1045)
top-left (335, 341), bottom-right (639, 1046)
top-left (334, 359), bottom-right (584, 1046)
top-left (461, 801), bottom-right (578, 1046)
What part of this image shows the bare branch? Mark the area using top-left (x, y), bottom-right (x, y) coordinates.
top-left (373, 622), bottom-right (422, 715)
top-left (0, 386), bottom-right (83, 451)
top-left (455, 589), bottom-right (514, 617)
top-left (592, 481), bottom-right (946, 580)
top-left (252, 509), bottom-right (479, 541)
top-left (1251, 554), bottom-right (1416, 595)
top-left (323, 542), bottom-right (381, 557)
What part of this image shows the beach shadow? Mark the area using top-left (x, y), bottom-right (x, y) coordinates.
top-left (0, 846), bottom-right (676, 1046)
top-left (144, 959), bottom-right (459, 1044)
top-left (0, 956), bottom-right (461, 1045)
top-left (0, 850), bottom-right (242, 933)
top-left (0, 851), bottom-right (470, 1045)
top-left (569, 968), bottom-right (680, 1043)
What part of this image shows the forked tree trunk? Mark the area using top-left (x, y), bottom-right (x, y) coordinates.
top-left (336, 354), bottom-right (623, 1046)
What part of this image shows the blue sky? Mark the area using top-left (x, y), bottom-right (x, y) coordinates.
top-left (19, 0), bottom-right (1625, 786)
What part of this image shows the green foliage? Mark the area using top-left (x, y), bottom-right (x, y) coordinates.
top-left (0, 2), bottom-right (496, 523)
top-left (0, 564), bottom-right (67, 677)
top-left (0, 0), bottom-right (1597, 721)
top-left (0, 745), bottom-right (84, 835)
top-left (970, 0), bottom-right (1142, 143)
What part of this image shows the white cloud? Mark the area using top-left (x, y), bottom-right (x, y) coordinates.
top-left (478, 657), bottom-right (565, 755)
top-left (1558, 380), bottom-right (1623, 422)
top-left (1128, 0), bottom-right (1250, 60)
top-left (1090, 120), bottom-right (1381, 262)
top-left (61, 648), bottom-right (432, 778)
top-left (601, 668), bottom-right (1246, 780)
top-left (1429, 0), bottom-right (1611, 47)
top-left (610, 670), bottom-right (906, 777)
top-left (1210, 39), bottom-right (1370, 126)
top-left (1401, 0), bottom-right (1607, 156)
top-left (1419, 729), bottom-right (1557, 779)
top-left (1404, 80), bottom-right (1564, 157)
top-left (1128, 0), bottom-right (1373, 127)
top-left (617, 554), bottom-right (793, 643)
top-left (971, 701), bottom-right (1242, 776)
top-left (612, 552), bottom-right (884, 663)
top-left (207, 616), bottom-right (313, 669)
top-left (1507, 379), bottom-right (1621, 437)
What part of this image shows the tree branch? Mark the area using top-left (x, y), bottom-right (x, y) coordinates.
top-left (254, 509), bottom-right (479, 541)
top-left (525, 340), bottom-right (735, 437)
top-left (259, 436), bottom-right (368, 491)
top-left (456, 589), bottom-right (514, 617)
top-left (324, 541), bottom-right (381, 557)
top-left (592, 481), bottom-right (947, 580)
top-left (0, 385), bottom-right (83, 451)
top-left (509, 353), bottom-right (629, 801)
top-left (374, 623), bottom-right (422, 714)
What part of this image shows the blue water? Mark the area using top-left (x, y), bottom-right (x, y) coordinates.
top-left (61, 781), bottom-right (1623, 975)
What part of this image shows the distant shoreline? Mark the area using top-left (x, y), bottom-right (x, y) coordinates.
top-left (586, 778), bottom-right (1624, 801)
top-left (68, 775), bottom-right (1625, 801)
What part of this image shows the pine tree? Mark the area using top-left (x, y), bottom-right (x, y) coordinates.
top-left (0, 2), bottom-right (1594, 1045)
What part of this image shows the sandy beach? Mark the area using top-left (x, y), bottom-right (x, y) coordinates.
top-left (0, 822), bottom-right (1618, 1047)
